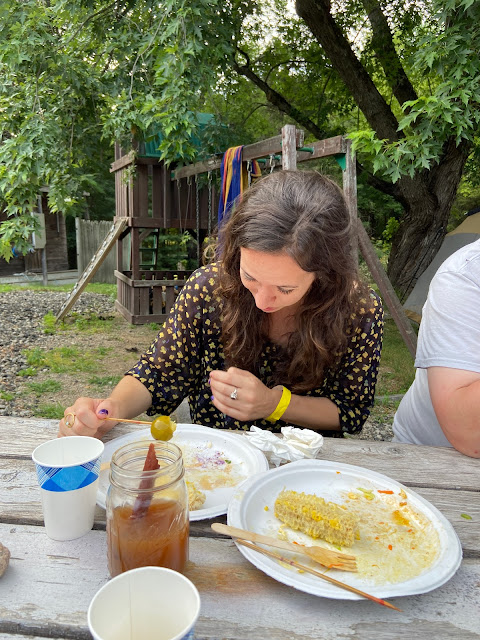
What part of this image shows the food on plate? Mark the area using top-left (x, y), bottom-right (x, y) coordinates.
top-left (150, 415), bottom-right (177, 441)
top-left (342, 486), bottom-right (441, 583)
top-left (274, 489), bottom-right (359, 547)
top-left (187, 480), bottom-right (206, 511)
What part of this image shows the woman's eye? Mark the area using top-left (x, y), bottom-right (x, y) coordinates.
top-left (279, 288), bottom-right (294, 295)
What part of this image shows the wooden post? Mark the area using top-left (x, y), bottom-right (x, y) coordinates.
top-left (341, 141), bottom-right (417, 359)
top-left (282, 125), bottom-right (298, 170)
top-left (342, 139), bottom-right (358, 257)
top-left (356, 220), bottom-right (417, 359)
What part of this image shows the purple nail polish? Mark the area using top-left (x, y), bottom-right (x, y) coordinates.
top-left (210, 395), bottom-right (214, 401)
top-left (98, 409), bottom-right (108, 415)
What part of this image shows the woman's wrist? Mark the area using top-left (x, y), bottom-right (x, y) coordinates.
top-left (266, 385), bottom-right (292, 423)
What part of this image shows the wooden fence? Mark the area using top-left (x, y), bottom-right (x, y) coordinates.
top-left (75, 219), bottom-right (116, 284)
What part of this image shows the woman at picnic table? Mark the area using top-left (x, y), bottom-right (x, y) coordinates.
top-left (58, 170), bottom-right (384, 439)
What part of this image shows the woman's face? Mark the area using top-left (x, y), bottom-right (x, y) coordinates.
top-left (239, 248), bottom-right (315, 314)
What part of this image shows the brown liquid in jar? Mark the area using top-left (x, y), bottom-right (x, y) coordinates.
top-left (107, 499), bottom-right (189, 577)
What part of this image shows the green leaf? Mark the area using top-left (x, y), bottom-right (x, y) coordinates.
top-left (460, 513), bottom-right (472, 520)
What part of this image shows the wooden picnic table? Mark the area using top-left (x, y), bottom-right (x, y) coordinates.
top-left (0, 416), bottom-right (479, 640)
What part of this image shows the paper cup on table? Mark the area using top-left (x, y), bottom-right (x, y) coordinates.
top-left (88, 567), bottom-right (201, 640)
top-left (32, 436), bottom-right (104, 541)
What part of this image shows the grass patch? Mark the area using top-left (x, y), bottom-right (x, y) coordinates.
top-left (34, 402), bottom-right (65, 419)
top-left (58, 312), bottom-right (116, 333)
top-left (376, 319), bottom-right (415, 396)
top-left (0, 391), bottom-right (14, 401)
top-left (27, 380), bottom-right (63, 395)
top-left (22, 345), bottom-right (114, 374)
top-left (43, 312), bottom-right (57, 335)
top-left (88, 374), bottom-right (123, 387)
top-left (17, 367), bottom-right (38, 377)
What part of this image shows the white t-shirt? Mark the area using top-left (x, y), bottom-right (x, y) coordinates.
top-left (393, 238), bottom-right (480, 447)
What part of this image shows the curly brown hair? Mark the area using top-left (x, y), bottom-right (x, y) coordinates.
top-left (217, 170), bottom-right (370, 394)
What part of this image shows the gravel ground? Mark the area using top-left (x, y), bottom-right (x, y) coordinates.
top-left (0, 289), bottom-right (115, 417)
top-left (0, 290), bottom-right (396, 440)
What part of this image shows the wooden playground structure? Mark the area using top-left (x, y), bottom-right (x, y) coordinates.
top-left (57, 124), bottom-right (417, 357)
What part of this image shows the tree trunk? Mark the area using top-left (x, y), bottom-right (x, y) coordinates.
top-left (388, 139), bottom-right (472, 298)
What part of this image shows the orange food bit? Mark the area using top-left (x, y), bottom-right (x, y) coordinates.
top-left (388, 544), bottom-right (393, 550)
top-left (377, 490), bottom-right (394, 494)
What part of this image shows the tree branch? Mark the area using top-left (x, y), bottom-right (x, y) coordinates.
top-left (63, 1), bottom-right (119, 47)
top-left (295, 0), bottom-right (400, 142)
top-left (233, 48), bottom-right (326, 141)
top-left (361, 0), bottom-right (418, 108)
top-left (356, 159), bottom-right (404, 203)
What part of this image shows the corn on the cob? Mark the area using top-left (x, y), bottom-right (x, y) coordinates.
top-left (274, 490), bottom-right (359, 547)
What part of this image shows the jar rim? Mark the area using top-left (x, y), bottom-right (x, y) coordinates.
top-left (109, 440), bottom-right (184, 490)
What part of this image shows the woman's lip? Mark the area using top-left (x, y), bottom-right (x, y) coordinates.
top-left (261, 307), bottom-right (276, 312)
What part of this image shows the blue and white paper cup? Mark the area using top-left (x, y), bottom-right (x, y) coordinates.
top-left (88, 567), bottom-right (201, 640)
top-left (32, 436), bottom-right (104, 541)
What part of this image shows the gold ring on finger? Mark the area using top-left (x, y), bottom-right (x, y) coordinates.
top-left (64, 412), bottom-right (76, 428)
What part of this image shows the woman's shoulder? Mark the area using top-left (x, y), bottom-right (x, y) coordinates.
top-left (183, 263), bottom-right (223, 303)
top-left (353, 288), bottom-right (383, 324)
top-left (186, 262), bottom-right (221, 287)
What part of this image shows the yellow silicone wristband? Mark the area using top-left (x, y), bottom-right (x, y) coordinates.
top-left (266, 386), bottom-right (292, 423)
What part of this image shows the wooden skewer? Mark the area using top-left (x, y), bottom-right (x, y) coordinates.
top-left (101, 417), bottom-right (151, 425)
top-left (236, 539), bottom-right (402, 611)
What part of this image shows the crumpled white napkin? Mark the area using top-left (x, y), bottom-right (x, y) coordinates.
top-left (244, 425), bottom-right (324, 467)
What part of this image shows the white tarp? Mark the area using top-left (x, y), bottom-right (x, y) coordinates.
top-left (403, 212), bottom-right (480, 319)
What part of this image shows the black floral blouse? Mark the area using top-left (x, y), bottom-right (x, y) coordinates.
top-left (126, 263), bottom-right (384, 435)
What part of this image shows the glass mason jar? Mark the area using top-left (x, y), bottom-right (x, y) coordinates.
top-left (106, 440), bottom-right (189, 578)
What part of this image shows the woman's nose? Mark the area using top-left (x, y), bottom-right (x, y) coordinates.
top-left (254, 287), bottom-right (276, 308)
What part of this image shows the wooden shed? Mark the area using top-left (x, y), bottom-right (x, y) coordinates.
top-left (0, 192), bottom-right (69, 277)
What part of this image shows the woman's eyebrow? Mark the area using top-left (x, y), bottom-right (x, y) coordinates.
top-left (241, 268), bottom-right (298, 288)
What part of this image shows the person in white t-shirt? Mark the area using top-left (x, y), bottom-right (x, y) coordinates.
top-left (393, 239), bottom-right (480, 458)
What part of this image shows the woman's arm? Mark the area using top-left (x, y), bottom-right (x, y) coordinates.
top-left (209, 368), bottom-right (341, 431)
top-left (428, 367), bottom-right (480, 457)
top-left (58, 375), bottom-right (152, 438)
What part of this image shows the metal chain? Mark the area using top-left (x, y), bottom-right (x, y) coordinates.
top-left (246, 160), bottom-right (253, 187)
top-left (269, 154), bottom-right (276, 174)
top-left (207, 171), bottom-right (212, 238)
top-left (195, 176), bottom-right (200, 266)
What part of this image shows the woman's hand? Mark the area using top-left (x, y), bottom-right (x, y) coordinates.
top-left (58, 397), bottom-right (120, 438)
top-left (209, 367), bottom-right (282, 422)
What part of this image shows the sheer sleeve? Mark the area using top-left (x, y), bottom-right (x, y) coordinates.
top-left (313, 291), bottom-right (384, 435)
top-left (125, 265), bottom-right (220, 417)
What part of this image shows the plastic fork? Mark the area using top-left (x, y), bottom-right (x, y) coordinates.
top-left (211, 523), bottom-right (357, 572)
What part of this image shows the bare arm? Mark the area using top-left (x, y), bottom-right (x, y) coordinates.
top-left (428, 367), bottom-right (480, 458)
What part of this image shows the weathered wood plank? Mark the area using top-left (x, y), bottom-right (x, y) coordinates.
top-left (281, 124), bottom-right (298, 170)
top-left (2, 457), bottom-right (479, 554)
top-left (2, 418), bottom-right (476, 491)
top-left (1, 524), bottom-right (479, 640)
top-left (172, 131), bottom-right (305, 180)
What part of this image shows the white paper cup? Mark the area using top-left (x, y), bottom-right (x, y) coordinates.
top-left (88, 567), bottom-right (201, 640)
top-left (32, 436), bottom-right (104, 541)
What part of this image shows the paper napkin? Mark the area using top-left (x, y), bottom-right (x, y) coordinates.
top-left (244, 425), bottom-right (324, 467)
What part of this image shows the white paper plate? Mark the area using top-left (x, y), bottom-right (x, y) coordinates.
top-left (228, 459), bottom-right (462, 599)
top-left (98, 424), bottom-right (268, 521)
